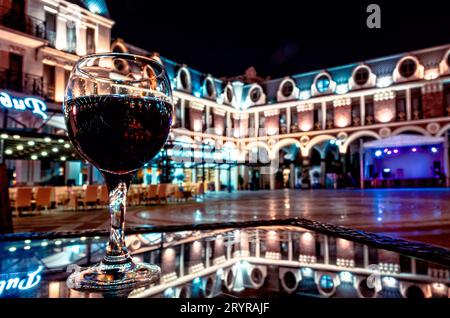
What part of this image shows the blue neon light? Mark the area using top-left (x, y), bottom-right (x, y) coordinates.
top-left (0, 266), bottom-right (43, 296)
top-left (0, 92), bottom-right (48, 119)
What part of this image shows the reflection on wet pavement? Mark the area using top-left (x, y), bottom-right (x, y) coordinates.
top-left (13, 189), bottom-right (450, 248)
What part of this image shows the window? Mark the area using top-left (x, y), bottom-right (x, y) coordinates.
top-left (184, 101), bottom-right (190, 130)
top-left (281, 81), bottom-right (294, 97)
top-left (258, 112), bottom-right (265, 128)
top-left (316, 75), bottom-right (330, 93)
top-left (354, 67), bottom-right (370, 86)
top-left (45, 12), bottom-right (56, 47)
top-left (66, 21), bottom-right (77, 54)
top-left (225, 86), bottom-right (233, 103)
top-left (179, 69), bottom-right (189, 90)
top-left (43, 64), bottom-right (55, 100)
top-left (399, 58), bottom-right (417, 78)
top-left (319, 275), bottom-right (334, 293)
top-left (249, 87), bottom-right (261, 103)
top-left (205, 78), bottom-right (215, 97)
top-left (86, 27), bottom-right (96, 55)
top-left (249, 113), bottom-right (255, 131)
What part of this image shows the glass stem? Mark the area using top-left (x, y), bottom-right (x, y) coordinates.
top-left (102, 172), bottom-right (133, 265)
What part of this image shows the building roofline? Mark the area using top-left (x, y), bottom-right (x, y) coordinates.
top-left (262, 43), bottom-right (450, 85)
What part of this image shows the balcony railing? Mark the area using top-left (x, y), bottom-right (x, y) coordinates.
top-left (0, 68), bottom-right (44, 98)
top-left (0, 6), bottom-right (46, 39)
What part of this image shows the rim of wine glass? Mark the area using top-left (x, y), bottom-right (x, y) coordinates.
top-left (74, 52), bottom-right (167, 85)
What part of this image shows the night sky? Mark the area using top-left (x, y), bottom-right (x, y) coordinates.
top-left (107, 0), bottom-right (450, 79)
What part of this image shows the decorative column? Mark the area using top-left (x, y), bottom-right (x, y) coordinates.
top-left (254, 112), bottom-right (259, 137)
top-left (359, 139), bottom-right (365, 189)
top-left (286, 107), bottom-right (291, 134)
top-left (214, 166), bottom-right (220, 192)
top-left (321, 101), bottom-right (327, 129)
top-left (406, 88), bottom-right (412, 121)
top-left (239, 113), bottom-right (249, 138)
top-left (320, 156), bottom-right (326, 188)
top-left (226, 112), bottom-right (232, 136)
top-left (181, 99), bottom-right (185, 128)
top-left (360, 95), bottom-right (366, 126)
top-left (206, 105), bottom-right (211, 129)
top-left (269, 171), bottom-right (275, 190)
top-left (289, 163), bottom-right (295, 189)
top-left (301, 157), bottom-right (311, 189)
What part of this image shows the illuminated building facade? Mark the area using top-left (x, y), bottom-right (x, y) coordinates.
top-left (113, 39), bottom-right (450, 191)
top-left (1, 0), bottom-right (450, 191)
top-left (0, 0), bottom-right (113, 185)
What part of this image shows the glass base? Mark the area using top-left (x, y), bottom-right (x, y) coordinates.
top-left (67, 259), bottom-right (160, 292)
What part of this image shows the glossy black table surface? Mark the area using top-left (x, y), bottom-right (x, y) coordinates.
top-left (0, 219), bottom-right (449, 298)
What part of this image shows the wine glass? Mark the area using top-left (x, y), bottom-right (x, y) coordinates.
top-left (64, 53), bottom-right (173, 291)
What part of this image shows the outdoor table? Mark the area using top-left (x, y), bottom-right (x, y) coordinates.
top-left (0, 219), bottom-right (448, 298)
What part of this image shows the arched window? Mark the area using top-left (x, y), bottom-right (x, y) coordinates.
top-left (225, 85), bottom-right (233, 103)
top-left (399, 58), bottom-right (417, 78)
top-left (354, 67), bottom-right (370, 86)
top-left (179, 69), bottom-right (189, 90)
top-left (281, 81), bottom-right (294, 97)
top-left (249, 87), bottom-right (262, 103)
top-left (204, 78), bottom-right (215, 97)
top-left (316, 75), bottom-right (331, 93)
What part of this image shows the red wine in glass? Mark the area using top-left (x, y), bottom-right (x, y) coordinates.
top-left (64, 53), bottom-right (173, 292)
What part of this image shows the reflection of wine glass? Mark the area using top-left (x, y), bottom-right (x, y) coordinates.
top-left (64, 53), bottom-right (173, 291)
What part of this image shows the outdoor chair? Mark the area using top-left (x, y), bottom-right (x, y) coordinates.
top-left (98, 185), bottom-right (109, 207)
top-left (78, 185), bottom-right (99, 209)
top-left (144, 184), bottom-right (158, 204)
top-left (34, 187), bottom-right (52, 213)
top-left (14, 187), bottom-right (33, 217)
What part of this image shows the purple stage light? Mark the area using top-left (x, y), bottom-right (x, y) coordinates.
top-left (431, 147), bottom-right (438, 153)
top-left (412, 147), bottom-right (417, 152)
top-left (393, 149), bottom-right (399, 154)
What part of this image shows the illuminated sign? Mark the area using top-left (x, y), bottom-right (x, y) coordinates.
top-left (0, 266), bottom-right (43, 296)
top-left (0, 92), bottom-right (48, 120)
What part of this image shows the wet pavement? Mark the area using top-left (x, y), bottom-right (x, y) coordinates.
top-left (12, 188), bottom-right (450, 248)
